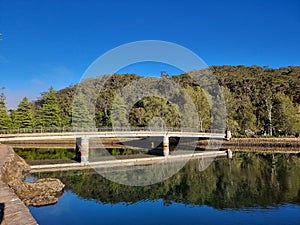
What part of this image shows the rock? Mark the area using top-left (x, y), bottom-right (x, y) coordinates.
top-left (2, 147), bottom-right (65, 207)
top-left (24, 194), bottom-right (59, 207)
top-left (19, 178), bottom-right (65, 207)
top-left (25, 178), bottom-right (65, 195)
top-left (1, 151), bottom-right (30, 184)
top-left (13, 178), bottom-right (65, 206)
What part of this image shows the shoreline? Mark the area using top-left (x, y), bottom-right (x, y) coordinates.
top-left (0, 145), bottom-right (38, 225)
top-left (225, 137), bottom-right (300, 147)
top-left (195, 137), bottom-right (300, 148)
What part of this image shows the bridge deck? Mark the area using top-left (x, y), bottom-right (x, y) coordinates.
top-left (0, 131), bottom-right (226, 142)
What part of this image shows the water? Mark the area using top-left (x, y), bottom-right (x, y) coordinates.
top-left (26, 152), bottom-right (300, 225)
top-left (30, 192), bottom-right (300, 225)
top-left (13, 147), bottom-right (151, 163)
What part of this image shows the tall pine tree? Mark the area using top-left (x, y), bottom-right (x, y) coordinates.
top-left (111, 94), bottom-right (128, 128)
top-left (72, 92), bottom-right (94, 128)
top-left (36, 87), bottom-right (61, 127)
top-left (14, 97), bottom-right (34, 128)
top-left (0, 87), bottom-right (11, 130)
top-left (9, 109), bottom-right (18, 129)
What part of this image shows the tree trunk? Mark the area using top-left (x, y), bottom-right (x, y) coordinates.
top-left (266, 100), bottom-right (273, 136)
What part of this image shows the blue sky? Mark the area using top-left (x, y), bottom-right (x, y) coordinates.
top-left (0, 0), bottom-right (299, 109)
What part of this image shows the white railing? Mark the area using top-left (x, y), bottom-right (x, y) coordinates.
top-left (0, 127), bottom-right (225, 135)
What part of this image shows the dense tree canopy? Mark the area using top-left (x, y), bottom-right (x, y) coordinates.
top-left (211, 65), bottom-right (300, 135)
top-left (129, 96), bottom-right (181, 128)
top-left (1, 66), bottom-right (300, 136)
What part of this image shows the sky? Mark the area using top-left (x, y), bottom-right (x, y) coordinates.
top-left (0, 0), bottom-right (299, 109)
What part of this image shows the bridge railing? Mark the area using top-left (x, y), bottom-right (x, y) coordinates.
top-left (0, 127), bottom-right (225, 135)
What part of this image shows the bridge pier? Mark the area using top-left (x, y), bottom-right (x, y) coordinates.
top-left (151, 141), bottom-right (155, 149)
top-left (163, 136), bottom-right (169, 156)
top-left (225, 130), bottom-right (232, 141)
top-left (227, 149), bottom-right (233, 159)
top-left (76, 137), bottom-right (89, 163)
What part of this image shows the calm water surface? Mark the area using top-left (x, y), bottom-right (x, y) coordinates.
top-left (27, 152), bottom-right (300, 225)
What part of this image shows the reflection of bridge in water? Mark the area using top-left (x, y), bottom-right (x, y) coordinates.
top-left (0, 128), bottom-right (231, 163)
top-left (29, 150), bottom-right (230, 173)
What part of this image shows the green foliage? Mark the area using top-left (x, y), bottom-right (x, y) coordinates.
top-left (2, 66), bottom-right (300, 135)
top-left (95, 74), bottom-right (140, 127)
top-left (184, 86), bottom-right (210, 131)
top-left (55, 85), bottom-right (76, 127)
top-left (8, 109), bottom-right (18, 129)
top-left (14, 97), bottom-right (34, 128)
top-left (129, 96), bottom-right (181, 128)
top-left (35, 87), bottom-right (62, 127)
top-left (273, 93), bottom-right (299, 135)
top-left (234, 95), bottom-right (257, 132)
top-left (0, 87), bottom-right (11, 129)
top-left (14, 148), bottom-right (76, 160)
top-left (72, 92), bottom-right (94, 127)
top-left (222, 87), bottom-right (239, 132)
top-left (110, 93), bottom-right (129, 127)
top-left (212, 65), bottom-right (300, 135)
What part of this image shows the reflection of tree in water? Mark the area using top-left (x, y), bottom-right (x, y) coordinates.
top-left (14, 148), bottom-right (76, 161)
top-left (32, 153), bottom-right (300, 209)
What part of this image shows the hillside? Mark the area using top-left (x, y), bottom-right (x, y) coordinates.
top-left (1, 65), bottom-right (300, 136)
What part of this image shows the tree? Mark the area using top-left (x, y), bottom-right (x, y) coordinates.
top-left (234, 95), bottom-right (257, 133)
top-left (56, 85), bottom-right (77, 127)
top-left (0, 87), bottom-right (11, 129)
top-left (14, 97), bottom-right (34, 128)
top-left (12, 66), bottom-right (299, 135)
top-left (263, 86), bottom-right (274, 135)
top-left (9, 109), bottom-right (18, 129)
top-left (273, 93), bottom-right (298, 135)
top-left (72, 92), bottom-right (94, 128)
top-left (35, 87), bottom-right (61, 127)
top-left (129, 96), bottom-right (181, 128)
top-left (111, 93), bottom-right (128, 128)
top-left (185, 86), bottom-right (210, 131)
top-left (222, 87), bottom-right (240, 132)
top-left (96, 90), bottom-right (113, 127)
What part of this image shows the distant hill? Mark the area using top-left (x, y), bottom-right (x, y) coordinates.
top-left (5, 65), bottom-right (300, 136)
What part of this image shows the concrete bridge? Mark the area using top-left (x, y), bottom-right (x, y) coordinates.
top-left (0, 128), bottom-right (231, 162)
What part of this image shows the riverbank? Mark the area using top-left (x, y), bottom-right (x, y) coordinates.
top-left (0, 144), bottom-right (66, 225)
top-left (196, 137), bottom-right (300, 149)
top-left (226, 137), bottom-right (300, 147)
top-left (0, 145), bottom-right (37, 225)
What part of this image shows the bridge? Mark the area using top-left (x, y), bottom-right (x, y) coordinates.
top-left (0, 127), bottom-right (231, 162)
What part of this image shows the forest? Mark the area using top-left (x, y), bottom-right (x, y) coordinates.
top-left (0, 65), bottom-right (299, 136)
